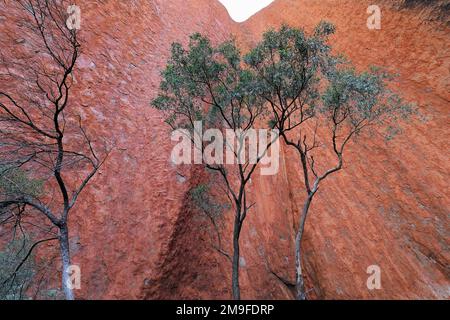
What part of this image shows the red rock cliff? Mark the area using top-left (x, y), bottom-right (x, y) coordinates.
top-left (1, 0), bottom-right (448, 299)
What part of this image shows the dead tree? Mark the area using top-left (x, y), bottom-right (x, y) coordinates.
top-left (0, 0), bottom-right (107, 299)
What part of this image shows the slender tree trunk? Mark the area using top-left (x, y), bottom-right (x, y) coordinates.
top-left (231, 209), bottom-right (241, 300)
top-left (295, 194), bottom-right (314, 300)
top-left (295, 232), bottom-right (306, 300)
top-left (59, 224), bottom-right (74, 300)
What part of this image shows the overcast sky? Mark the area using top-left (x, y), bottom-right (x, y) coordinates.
top-left (218, 0), bottom-right (275, 22)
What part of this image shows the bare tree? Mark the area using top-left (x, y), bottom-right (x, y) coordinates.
top-left (153, 34), bottom-right (278, 299)
top-left (0, 0), bottom-right (107, 300)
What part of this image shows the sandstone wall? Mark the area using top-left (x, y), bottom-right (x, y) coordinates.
top-left (1, 0), bottom-right (448, 299)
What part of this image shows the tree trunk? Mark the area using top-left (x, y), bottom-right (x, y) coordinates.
top-left (295, 231), bottom-right (306, 300)
top-left (59, 224), bottom-right (75, 300)
top-left (231, 211), bottom-right (241, 300)
top-left (295, 194), bottom-right (314, 300)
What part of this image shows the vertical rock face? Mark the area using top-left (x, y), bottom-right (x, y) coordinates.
top-left (1, 0), bottom-right (448, 299)
top-left (53, 0), bottom-right (239, 299)
top-left (237, 0), bottom-right (450, 300)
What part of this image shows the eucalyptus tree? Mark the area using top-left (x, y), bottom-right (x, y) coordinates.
top-left (153, 34), bottom-right (278, 299)
top-left (245, 23), bottom-right (412, 299)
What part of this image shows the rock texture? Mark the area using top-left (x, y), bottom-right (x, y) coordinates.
top-left (60, 0), bottom-right (239, 299)
top-left (1, 0), bottom-right (448, 299)
top-left (236, 0), bottom-right (450, 300)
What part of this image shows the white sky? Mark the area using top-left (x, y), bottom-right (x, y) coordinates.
top-left (218, 0), bottom-right (275, 22)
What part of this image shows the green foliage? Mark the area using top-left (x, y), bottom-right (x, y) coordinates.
top-left (152, 33), bottom-right (264, 132)
top-left (0, 166), bottom-right (43, 199)
top-left (153, 22), bottom-right (414, 148)
top-left (242, 23), bottom-right (413, 139)
top-left (242, 23), bottom-right (342, 130)
top-left (244, 23), bottom-right (336, 102)
top-left (322, 66), bottom-right (414, 135)
top-left (0, 238), bottom-right (36, 300)
top-left (189, 183), bottom-right (228, 218)
top-left (314, 21), bottom-right (336, 37)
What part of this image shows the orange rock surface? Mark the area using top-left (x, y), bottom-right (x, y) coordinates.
top-left (1, 0), bottom-right (448, 299)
